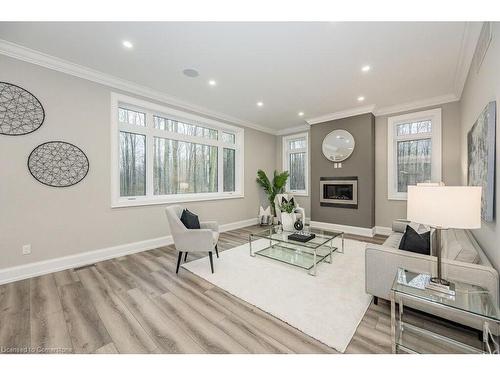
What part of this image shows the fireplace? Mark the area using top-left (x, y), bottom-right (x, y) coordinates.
top-left (320, 177), bottom-right (358, 208)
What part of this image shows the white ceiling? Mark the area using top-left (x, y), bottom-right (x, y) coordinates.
top-left (0, 22), bottom-right (480, 132)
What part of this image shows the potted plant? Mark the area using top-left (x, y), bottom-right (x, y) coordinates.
top-left (279, 200), bottom-right (297, 231)
top-left (256, 169), bottom-right (289, 222)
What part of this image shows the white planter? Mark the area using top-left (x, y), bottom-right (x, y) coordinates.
top-left (281, 212), bottom-right (297, 232)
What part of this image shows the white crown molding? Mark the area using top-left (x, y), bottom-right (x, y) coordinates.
top-left (275, 124), bottom-right (311, 136)
top-left (0, 39), bottom-right (276, 135)
top-left (306, 105), bottom-right (376, 125)
top-left (453, 22), bottom-right (483, 99)
top-left (373, 93), bottom-right (459, 117)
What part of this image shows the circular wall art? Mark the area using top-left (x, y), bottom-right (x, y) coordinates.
top-left (0, 82), bottom-right (45, 136)
top-left (28, 141), bottom-right (89, 187)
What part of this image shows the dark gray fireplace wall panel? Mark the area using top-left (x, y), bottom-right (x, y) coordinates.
top-left (310, 113), bottom-right (375, 228)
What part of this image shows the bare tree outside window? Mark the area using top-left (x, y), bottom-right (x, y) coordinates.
top-left (397, 138), bottom-right (432, 192)
top-left (154, 137), bottom-right (218, 195)
top-left (119, 108), bottom-right (145, 127)
top-left (289, 152), bottom-right (305, 191)
top-left (223, 148), bottom-right (235, 192)
top-left (119, 131), bottom-right (146, 196)
top-left (154, 115), bottom-right (217, 140)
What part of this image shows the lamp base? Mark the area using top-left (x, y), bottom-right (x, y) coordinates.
top-left (426, 277), bottom-right (456, 296)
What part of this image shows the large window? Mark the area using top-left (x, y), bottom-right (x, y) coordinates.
top-left (387, 108), bottom-right (442, 200)
top-left (282, 132), bottom-right (308, 195)
top-left (111, 93), bottom-right (244, 207)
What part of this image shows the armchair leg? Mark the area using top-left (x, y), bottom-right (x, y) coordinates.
top-left (208, 252), bottom-right (214, 274)
top-left (184, 252), bottom-right (188, 262)
top-left (373, 296), bottom-right (378, 305)
top-left (215, 244), bottom-right (219, 258)
top-left (176, 252), bottom-right (183, 274)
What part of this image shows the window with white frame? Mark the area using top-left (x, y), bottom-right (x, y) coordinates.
top-left (111, 93), bottom-right (244, 207)
top-left (387, 108), bottom-right (442, 200)
top-left (282, 132), bottom-right (308, 195)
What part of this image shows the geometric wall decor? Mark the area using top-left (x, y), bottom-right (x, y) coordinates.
top-left (28, 141), bottom-right (89, 187)
top-left (467, 101), bottom-right (496, 222)
top-left (0, 82), bottom-right (45, 136)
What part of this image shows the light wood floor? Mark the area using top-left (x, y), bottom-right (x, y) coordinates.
top-left (0, 225), bottom-right (481, 354)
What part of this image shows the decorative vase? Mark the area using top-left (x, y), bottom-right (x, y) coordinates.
top-left (281, 212), bottom-right (297, 231)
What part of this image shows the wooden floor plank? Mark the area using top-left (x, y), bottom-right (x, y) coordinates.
top-left (0, 279), bottom-right (29, 314)
top-left (31, 310), bottom-right (73, 353)
top-left (115, 258), bottom-right (169, 297)
top-left (154, 292), bottom-right (249, 353)
top-left (94, 342), bottom-right (119, 354)
top-left (77, 267), bottom-right (159, 354)
top-left (30, 274), bottom-right (63, 320)
top-left (58, 281), bottom-right (112, 353)
top-left (53, 269), bottom-right (80, 287)
top-left (0, 309), bottom-right (30, 352)
top-left (119, 288), bottom-right (205, 353)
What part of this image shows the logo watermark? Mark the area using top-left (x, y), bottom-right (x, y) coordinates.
top-left (0, 346), bottom-right (72, 354)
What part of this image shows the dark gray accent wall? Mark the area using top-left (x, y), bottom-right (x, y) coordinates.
top-left (311, 113), bottom-right (375, 228)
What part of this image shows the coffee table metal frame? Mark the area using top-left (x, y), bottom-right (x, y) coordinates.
top-left (248, 226), bottom-right (344, 276)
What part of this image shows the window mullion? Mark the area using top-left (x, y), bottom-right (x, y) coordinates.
top-left (145, 112), bottom-right (154, 198)
top-left (218, 145), bottom-right (223, 193)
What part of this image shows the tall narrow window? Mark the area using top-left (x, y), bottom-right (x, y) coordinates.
top-left (282, 132), bottom-right (308, 195)
top-left (119, 132), bottom-right (146, 197)
top-left (112, 93), bottom-right (243, 207)
top-left (387, 108), bottom-right (442, 200)
top-left (223, 148), bottom-right (236, 192)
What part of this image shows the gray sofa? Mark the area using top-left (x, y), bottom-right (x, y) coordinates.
top-left (365, 220), bottom-right (499, 330)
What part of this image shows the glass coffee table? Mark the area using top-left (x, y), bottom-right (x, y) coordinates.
top-left (249, 225), bottom-right (344, 276)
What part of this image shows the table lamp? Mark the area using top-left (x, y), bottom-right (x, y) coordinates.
top-left (407, 185), bottom-right (482, 294)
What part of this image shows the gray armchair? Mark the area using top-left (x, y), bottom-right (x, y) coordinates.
top-left (165, 205), bottom-right (220, 274)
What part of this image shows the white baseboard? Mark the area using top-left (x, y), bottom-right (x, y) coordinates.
top-left (0, 217), bottom-right (259, 285)
top-left (219, 217), bottom-right (258, 232)
top-left (309, 221), bottom-right (375, 237)
top-left (374, 226), bottom-right (392, 236)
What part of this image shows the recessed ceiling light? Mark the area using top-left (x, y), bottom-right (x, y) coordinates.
top-left (208, 79), bottom-right (217, 86)
top-left (298, 111), bottom-right (304, 117)
top-left (183, 68), bottom-right (199, 78)
top-left (357, 96), bottom-right (365, 102)
top-left (122, 40), bottom-right (133, 49)
top-left (361, 65), bottom-right (371, 72)
top-left (257, 101), bottom-right (264, 107)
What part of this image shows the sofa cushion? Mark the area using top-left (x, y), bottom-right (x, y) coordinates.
top-left (442, 229), bottom-right (480, 264)
top-left (398, 225), bottom-right (431, 255)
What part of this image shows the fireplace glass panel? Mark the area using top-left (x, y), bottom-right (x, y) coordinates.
top-left (323, 184), bottom-right (353, 201)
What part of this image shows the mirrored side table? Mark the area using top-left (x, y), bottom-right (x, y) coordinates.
top-left (390, 268), bottom-right (499, 354)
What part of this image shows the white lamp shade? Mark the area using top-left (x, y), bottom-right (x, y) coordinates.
top-left (407, 186), bottom-right (482, 229)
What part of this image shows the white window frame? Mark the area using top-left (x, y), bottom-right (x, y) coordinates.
top-left (282, 132), bottom-right (309, 196)
top-left (387, 108), bottom-right (442, 200)
top-left (111, 93), bottom-right (244, 208)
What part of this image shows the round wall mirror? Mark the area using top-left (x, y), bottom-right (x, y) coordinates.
top-left (322, 129), bottom-right (355, 162)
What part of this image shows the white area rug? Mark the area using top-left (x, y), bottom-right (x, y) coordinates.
top-left (183, 237), bottom-right (372, 352)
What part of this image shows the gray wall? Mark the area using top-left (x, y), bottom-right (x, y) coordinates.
top-left (374, 101), bottom-right (462, 227)
top-left (0, 55), bottom-right (276, 269)
top-left (459, 23), bottom-right (500, 272)
top-left (310, 113), bottom-right (375, 228)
